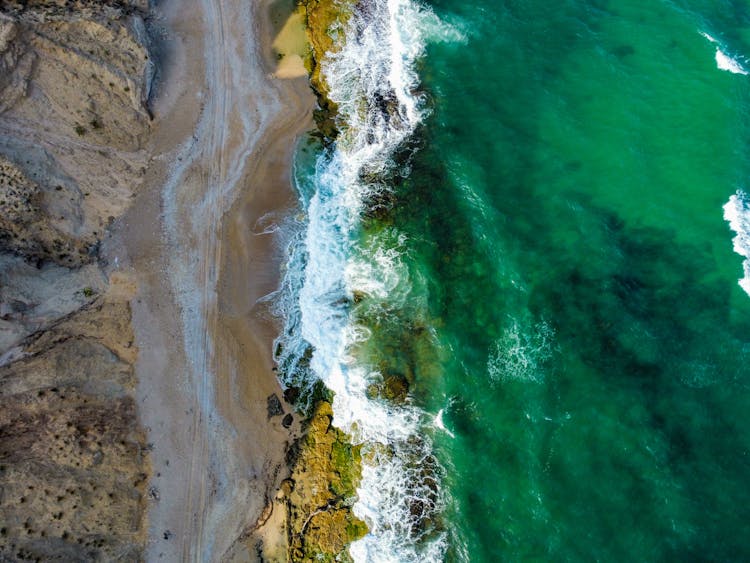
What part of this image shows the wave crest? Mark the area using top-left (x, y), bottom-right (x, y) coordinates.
top-left (723, 190), bottom-right (750, 296)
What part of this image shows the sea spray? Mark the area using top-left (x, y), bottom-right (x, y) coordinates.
top-left (273, 0), bottom-right (462, 559)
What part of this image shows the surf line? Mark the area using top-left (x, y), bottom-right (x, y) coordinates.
top-left (272, 0), bottom-right (460, 561)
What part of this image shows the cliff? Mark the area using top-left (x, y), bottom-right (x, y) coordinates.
top-left (0, 1), bottom-right (153, 559)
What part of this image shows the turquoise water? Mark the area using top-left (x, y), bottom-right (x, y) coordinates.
top-left (407, 0), bottom-right (750, 559)
top-left (277, 0), bottom-right (750, 560)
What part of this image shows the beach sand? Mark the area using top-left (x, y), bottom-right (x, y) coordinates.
top-left (116, 0), bottom-right (314, 559)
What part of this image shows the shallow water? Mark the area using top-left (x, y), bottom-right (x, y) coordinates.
top-left (277, 0), bottom-right (750, 560)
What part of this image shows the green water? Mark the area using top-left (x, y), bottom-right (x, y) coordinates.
top-left (397, 0), bottom-right (750, 559)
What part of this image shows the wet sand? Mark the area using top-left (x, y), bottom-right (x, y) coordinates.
top-left (118, 0), bottom-right (314, 559)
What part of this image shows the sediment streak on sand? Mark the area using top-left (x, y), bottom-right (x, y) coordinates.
top-left (126, 0), bottom-right (313, 559)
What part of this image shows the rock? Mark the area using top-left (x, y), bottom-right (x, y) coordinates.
top-left (382, 373), bottom-right (409, 403)
top-left (366, 373), bottom-right (410, 404)
top-left (280, 478), bottom-right (295, 496)
top-left (281, 400), bottom-right (367, 562)
top-left (0, 1), bottom-right (155, 268)
top-left (0, 156), bottom-right (97, 266)
top-left (282, 413), bottom-right (294, 428)
top-left (267, 393), bottom-right (284, 418)
top-left (0, 2), bottom-right (154, 559)
top-left (283, 386), bottom-right (300, 404)
top-left (148, 486), bottom-right (160, 501)
top-left (0, 298), bottom-right (148, 561)
top-left (300, 0), bottom-right (353, 141)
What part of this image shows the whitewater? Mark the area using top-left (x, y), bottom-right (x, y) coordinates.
top-left (272, 0), bottom-right (463, 560)
top-left (724, 190), bottom-right (750, 297)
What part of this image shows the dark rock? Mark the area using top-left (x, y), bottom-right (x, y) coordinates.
top-left (283, 386), bottom-right (300, 405)
top-left (382, 374), bottom-right (409, 402)
top-left (266, 393), bottom-right (284, 418)
top-left (366, 373), bottom-right (410, 403)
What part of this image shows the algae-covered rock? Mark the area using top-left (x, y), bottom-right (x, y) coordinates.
top-left (283, 400), bottom-right (367, 562)
top-left (300, 0), bottom-right (355, 139)
top-left (366, 372), bottom-right (410, 403)
top-left (301, 0), bottom-right (350, 97)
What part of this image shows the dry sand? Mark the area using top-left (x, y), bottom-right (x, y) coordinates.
top-left (116, 0), bottom-right (315, 559)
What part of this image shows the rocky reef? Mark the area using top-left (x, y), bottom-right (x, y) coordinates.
top-left (0, 0), bottom-right (153, 559)
top-left (299, 0), bottom-right (353, 139)
top-left (281, 400), bottom-right (367, 562)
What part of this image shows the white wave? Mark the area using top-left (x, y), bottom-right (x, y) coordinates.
top-left (715, 49), bottom-right (748, 75)
top-left (700, 30), bottom-right (749, 75)
top-left (723, 190), bottom-right (750, 296)
top-left (271, 0), bottom-right (464, 560)
top-left (434, 408), bottom-right (455, 438)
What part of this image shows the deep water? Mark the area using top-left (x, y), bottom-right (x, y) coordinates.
top-left (404, 0), bottom-right (750, 560)
top-left (278, 0), bottom-right (750, 560)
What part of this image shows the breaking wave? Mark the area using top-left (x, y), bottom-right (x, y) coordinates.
top-left (273, 0), bottom-right (464, 560)
top-left (700, 31), bottom-right (749, 75)
top-left (723, 190), bottom-right (750, 297)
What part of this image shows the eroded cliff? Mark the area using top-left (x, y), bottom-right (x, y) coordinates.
top-left (0, 1), bottom-right (153, 559)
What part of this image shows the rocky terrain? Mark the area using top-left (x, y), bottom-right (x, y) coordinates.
top-left (0, 1), bottom-right (153, 559)
top-left (252, 2), bottom-right (369, 561)
top-left (254, 398), bottom-right (366, 562)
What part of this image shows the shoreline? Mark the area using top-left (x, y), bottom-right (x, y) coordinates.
top-left (120, 0), bottom-right (314, 559)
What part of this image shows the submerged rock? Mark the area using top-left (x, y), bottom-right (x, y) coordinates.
top-left (366, 372), bottom-right (410, 403)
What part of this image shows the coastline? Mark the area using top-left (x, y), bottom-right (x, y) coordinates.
top-left (119, 0), bottom-right (314, 559)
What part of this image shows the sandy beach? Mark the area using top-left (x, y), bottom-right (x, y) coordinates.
top-left (119, 0), bottom-right (314, 559)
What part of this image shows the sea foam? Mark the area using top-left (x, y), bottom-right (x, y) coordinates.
top-left (272, 0), bottom-right (462, 560)
top-left (723, 190), bottom-right (750, 297)
top-left (700, 31), bottom-right (749, 75)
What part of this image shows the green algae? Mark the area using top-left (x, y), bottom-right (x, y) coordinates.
top-left (299, 0), bottom-right (356, 139)
top-left (284, 401), bottom-right (367, 562)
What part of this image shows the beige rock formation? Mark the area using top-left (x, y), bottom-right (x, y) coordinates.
top-left (0, 1), bottom-right (153, 559)
top-left (0, 294), bottom-right (148, 562)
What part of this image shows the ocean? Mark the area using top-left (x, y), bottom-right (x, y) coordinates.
top-left (275, 0), bottom-right (750, 560)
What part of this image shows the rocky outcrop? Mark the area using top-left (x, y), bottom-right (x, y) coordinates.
top-left (0, 156), bottom-right (99, 267)
top-left (300, 0), bottom-right (353, 139)
top-left (279, 401), bottom-right (367, 562)
top-left (0, 1), bottom-right (154, 559)
top-left (0, 3), bottom-right (153, 267)
top-left (0, 1), bottom-right (149, 22)
top-left (258, 4), bottom-right (369, 561)
top-left (0, 0), bottom-right (153, 341)
top-left (0, 295), bottom-right (148, 562)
